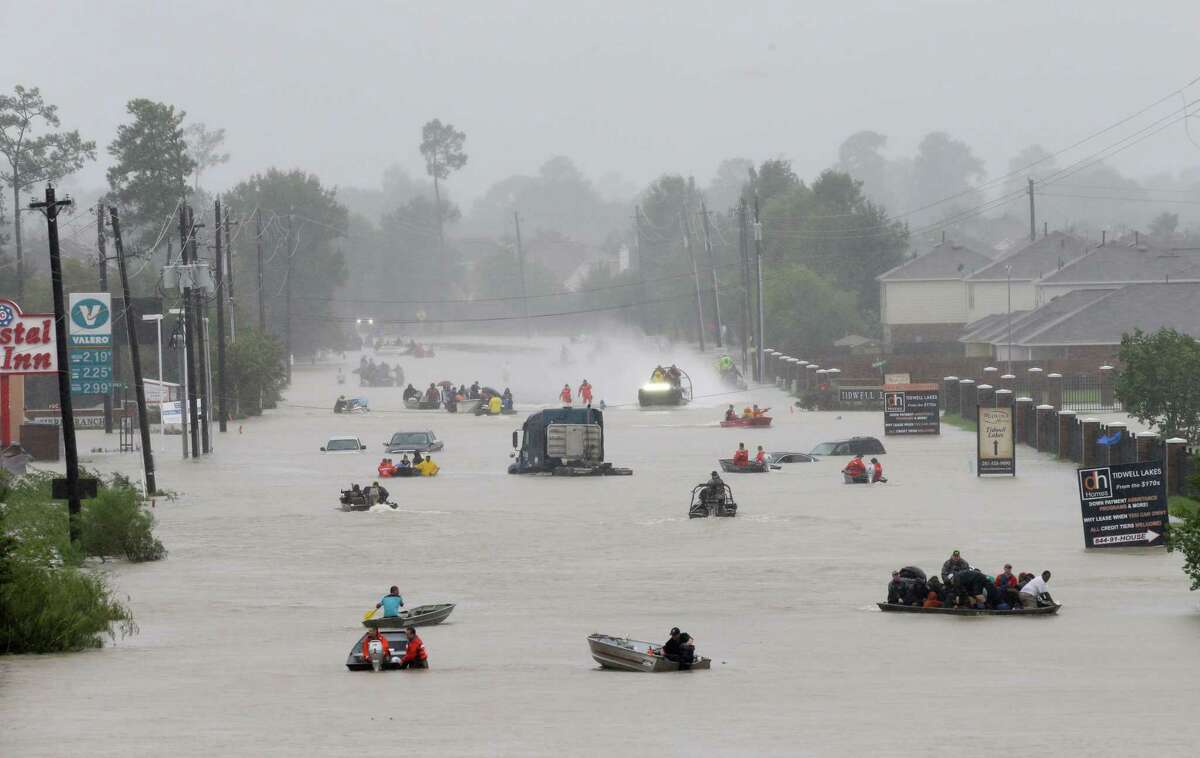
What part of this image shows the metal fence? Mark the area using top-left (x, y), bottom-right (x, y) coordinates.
top-left (1061, 375), bottom-right (1122, 413)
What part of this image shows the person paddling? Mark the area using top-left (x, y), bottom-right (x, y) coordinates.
top-left (376, 586), bottom-right (405, 617)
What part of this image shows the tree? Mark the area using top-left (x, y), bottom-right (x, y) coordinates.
top-left (1149, 211), bottom-right (1180, 239)
top-left (911, 132), bottom-right (985, 222)
top-left (1116, 328), bottom-right (1200, 442)
top-left (1004, 144), bottom-right (1057, 197)
top-left (836, 131), bottom-right (889, 203)
top-left (0, 85), bottom-right (96, 299)
top-left (227, 328), bottom-right (287, 416)
top-left (747, 159), bottom-right (800, 205)
top-left (184, 123), bottom-right (229, 192)
top-left (705, 158), bottom-right (754, 215)
top-left (763, 263), bottom-right (866, 357)
top-left (106, 99), bottom-right (195, 248)
top-left (419, 119), bottom-right (467, 252)
top-left (1169, 505), bottom-right (1200, 591)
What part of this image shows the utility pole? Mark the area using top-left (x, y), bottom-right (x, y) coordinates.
top-left (96, 204), bottom-right (113, 434)
top-left (188, 209), bottom-right (211, 455)
top-left (30, 186), bottom-right (83, 543)
top-left (109, 206), bottom-right (156, 494)
top-left (179, 205), bottom-right (200, 458)
top-left (224, 206), bottom-right (236, 340)
top-left (284, 210), bottom-right (294, 386)
top-left (681, 208), bottom-right (706, 352)
top-left (1028, 178), bottom-right (1036, 242)
top-left (634, 207), bottom-right (650, 335)
top-left (256, 208), bottom-right (266, 332)
top-left (753, 194), bottom-right (765, 382)
top-left (738, 198), bottom-right (752, 378)
top-left (700, 200), bottom-right (723, 348)
top-left (214, 198), bottom-right (228, 433)
top-left (513, 211), bottom-right (531, 338)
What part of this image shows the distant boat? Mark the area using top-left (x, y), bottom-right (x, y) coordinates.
top-left (587, 633), bottom-right (711, 672)
top-left (719, 458), bottom-right (768, 473)
top-left (719, 416), bottom-right (772, 428)
top-left (362, 603), bottom-right (456, 629)
top-left (877, 602), bottom-right (1060, 616)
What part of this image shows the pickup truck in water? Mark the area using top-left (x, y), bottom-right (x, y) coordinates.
top-left (508, 407), bottom-right (632, 476)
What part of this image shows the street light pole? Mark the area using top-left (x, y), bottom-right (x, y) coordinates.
top-left (142, 314), bottom-right (164, 439)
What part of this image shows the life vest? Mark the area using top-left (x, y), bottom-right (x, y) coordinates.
top-left (560, 388), bottom-right (572, 403)
top-left (733, 449), bottom-right (749, 465)
top-left (844, 458), bottom-right (866, 476)
top-left (402, 636), bottom-right (428, 663)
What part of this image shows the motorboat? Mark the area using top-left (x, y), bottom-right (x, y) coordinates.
top-left (345, 629), bottom-right (413, 671)
top-left (877, 602), bottom-right (1061, 616)
top-left (637, 367), bottom-right (693, 407)
top-left (689, 480), bottom-right (738, 518)
top-left (719, 458), bottom-right (768, 473)
top-left (720, 415), bottom-right (771, 428)
top-left (587, 634), bottom-right (710, 672)
top-left (363, 603), bottom-right (456, 630)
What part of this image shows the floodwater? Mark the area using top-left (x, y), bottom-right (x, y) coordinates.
top-left (3, 337), bottom-right (1199, 758)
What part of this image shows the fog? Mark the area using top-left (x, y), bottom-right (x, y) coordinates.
top-left (5, 0), bottom-right (1200, 205)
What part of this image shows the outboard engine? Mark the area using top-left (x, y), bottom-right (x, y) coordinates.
top-left (367, 639), bottom-right (385, 671)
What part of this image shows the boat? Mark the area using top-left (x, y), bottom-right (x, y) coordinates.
top-left (720, 416), bottom-right (772, 428)
top-left (637, 367), bottom-right (693, 408)
top-left (587, 634), bottom-right (711, 672)
top-left (363, 603), bottom-right (456, 629)
top-left (405, 398), bottom-right (442, 410)
top-left (450, 398), bottom-right (481, 414)
top-left (719, 458), bottom-right (768, 473)
top-left (876, 602), bottom-right (1061, 616)
top-left (345, 628), bottom-right (411, 671)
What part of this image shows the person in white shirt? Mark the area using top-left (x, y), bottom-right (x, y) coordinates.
top-left (1019, 570), bottom-right (1052, 608)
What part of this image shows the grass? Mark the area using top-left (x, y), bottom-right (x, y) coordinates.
top-left (942, 412), bottom-right (977, 432)
top-left (1169, 495), bottom-right (1200, 520)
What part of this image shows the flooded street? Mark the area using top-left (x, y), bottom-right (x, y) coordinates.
top-left (3, 340), bottom-right (1200, 757)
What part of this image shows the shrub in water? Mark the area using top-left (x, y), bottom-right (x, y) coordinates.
top-left (81, 487), bottom-right (167, 563)
top-left (0, 561), bottom-right (136, 653)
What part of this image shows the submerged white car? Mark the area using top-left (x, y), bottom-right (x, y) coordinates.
top-left (322, 435), bottom-right (366, 453)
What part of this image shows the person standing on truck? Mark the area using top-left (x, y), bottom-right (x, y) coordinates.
top-left (560, 384), bottom-right (573, 405)
top-left (578, 379), bottom-right (593, 406)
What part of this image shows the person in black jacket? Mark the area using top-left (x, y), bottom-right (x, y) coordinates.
top-left (662, 628), bottom-right (682, 660)
top-left (941, 550), bottom-right (970, 582)
top-left (955, 568), bottom-right (988, 608)
top-left (676, 633), bottom-right (696, 670)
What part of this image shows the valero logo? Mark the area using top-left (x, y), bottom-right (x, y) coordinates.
top-left (70, 298), bottom-right (110, 331)
top-left (1080, 467), bottom-right (1112, 499)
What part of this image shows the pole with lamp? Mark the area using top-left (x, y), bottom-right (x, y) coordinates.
top-left (142, 314), bottom-right (165, 439)
top-left (1005, 264), bottom-right (1013, 375)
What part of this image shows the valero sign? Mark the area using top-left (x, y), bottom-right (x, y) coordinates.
top-left (0, 299), bottom-right (57, 375)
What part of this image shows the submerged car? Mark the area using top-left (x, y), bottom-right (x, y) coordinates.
top-left (384, 431), bottom-right (444, 453)
top-left (767, 451), bottom-right (817, 464)
top-left (322, 435), bottom-right (366, 452)
top-left (810, 436), bottom-right (886, 456)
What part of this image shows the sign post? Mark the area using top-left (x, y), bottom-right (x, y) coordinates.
top-left (883, 383), bottom-right (940, 435)
top-left (1077, 462), bottom-right (1169, 548)
top-left (977, 406), bottom-right (1015, 476)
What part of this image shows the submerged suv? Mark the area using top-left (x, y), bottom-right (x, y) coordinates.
top-left (810, 436), bottom-right (886, 457)
top-left (384, 431), bottom-right (444, 453)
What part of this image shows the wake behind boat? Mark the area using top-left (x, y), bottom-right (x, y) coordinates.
top-left (362, 603), bottom-right (456, 629)
top-left (877, 602), bottom-right (1061, 616)
top-left (587, 634), bottom-right (711, 672)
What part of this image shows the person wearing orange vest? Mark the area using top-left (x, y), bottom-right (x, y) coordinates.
top-left (397, 626), bottom-right (429, 669)
top-left (578, 379), bottom-right (593, 406)
top-left (361, 628), bottom-right (391, 662)
top-left (843, 454), bottom-right (867, 479)
top-left (755, 446), bottom-right (767, 464)
top-left (560, 384), bottom-right (573, 405)
top-left (732, 443), bottom-right (750, 466)
top-left (377, 458), bottom-right (394, 478)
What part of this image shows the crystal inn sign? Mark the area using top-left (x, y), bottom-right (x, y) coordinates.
top-left (0, 299), bottom-right (57, 374)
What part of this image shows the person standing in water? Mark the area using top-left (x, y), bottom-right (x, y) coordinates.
top-left (397, 626), bottom-right (429, 669)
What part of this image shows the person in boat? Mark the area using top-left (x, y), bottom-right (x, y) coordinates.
top-left (397, 626), bottom-right (429, 669)
top-left (941, 550), bottom-right (970, 582)
top-left (424, 383), bottom-right (441, 403)
top-left (949, 568), bottom-right (988, 609)
top-left (982, 576), bottom-right (1007, 610)
top-left (403, 383), bottom-right (420, 401)
top-left (416, 455), bottom-right (439, 477)
top-left (469, 381), bottom-right (481, 399)
top-left (376, 585), bottom-right (405, 617)
top-left (334, 395), bottom-right (348, 413)
top-left (869, 457), bottom-right (887, 483)
top-left (675, 633), bottom-right (696, 670)
top-left (994, 564), bottom-right (1020, 608)
top-left (488, 394), bottom-right (502, 415)
top-left (560, 384), bottom-right (573, 405)
top-left (755, 446), bottom-right (767, 465)
top-left (701, 471), bottom-right (726, 506)
top-left (578, 379), bottom-right (593, 406)
top-left (501, 388), bottom-right (514, 410)
top-left (378, 458), bottom-right (394, 477)
top-left (725, 404), bottom-right (737, 422)
top-left (362, 628), bottom-right (391, 662)
top-left (732, 443), bottom-right (750, 466)
top-left (741, 406), bottom-right (753, 419)
top-left (887, 571), bottom-right (906, 604)
top-left (662, 627), bottom-right (682, 660)
top-left (842, 454), bottom-right (867, 480)
top-left (1019, 570), bottom-right (1052, 609)
top-left (397, 454), bottom-right (412, 470)
top-left (751, 404), bottom-right (765, 417)
top-left (411, 450), bottom-right (424, 466)
top-left (651, 365), bottom-right (667, 383)
top-left (923, 576), bottom-right (945, 608)
top-left (667, 365), bottom-right (682, 387)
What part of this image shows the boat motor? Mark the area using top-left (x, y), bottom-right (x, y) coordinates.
top-left (367, 639), bottom-right (385, 671)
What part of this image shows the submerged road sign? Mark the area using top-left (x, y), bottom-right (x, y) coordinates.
top-left (883, 383), bottom-right (940, 435)
top-left (1077, 461), bottom-right (1168, 548)
top-left (977, 406), bottom-right (1015, 476)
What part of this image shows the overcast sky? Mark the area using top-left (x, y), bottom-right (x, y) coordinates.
top-left (5, 0), bottom-right (1200, 206)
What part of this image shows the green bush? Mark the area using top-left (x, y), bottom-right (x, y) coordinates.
top-left (0, 561), bottom-right (135, 653)
top-left (81, 487), bottom-right (166, 563)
